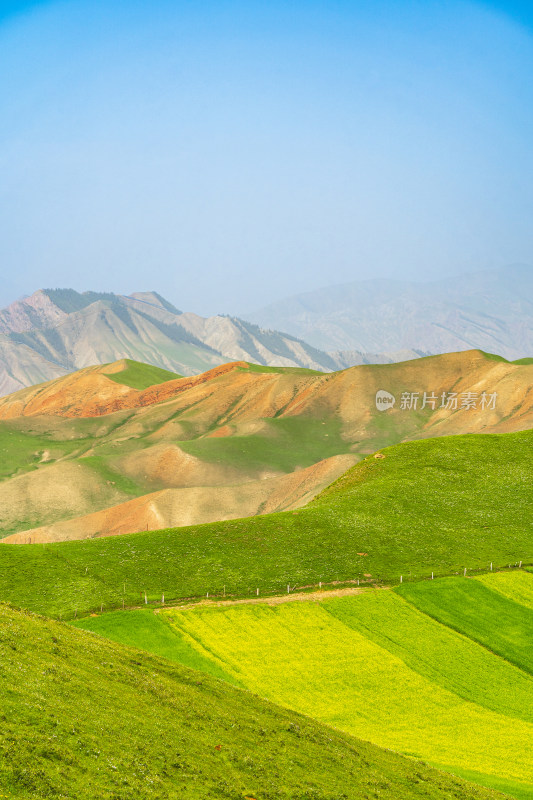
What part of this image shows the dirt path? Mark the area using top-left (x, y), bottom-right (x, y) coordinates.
top-left (162, 584), bottom-right (388, 612)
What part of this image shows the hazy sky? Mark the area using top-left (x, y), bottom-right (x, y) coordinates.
top-left (1, 0), bottom-right (532, 315)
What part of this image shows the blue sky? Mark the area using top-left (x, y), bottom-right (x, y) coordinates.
top-left (1, 1), bottom-right (532, 314)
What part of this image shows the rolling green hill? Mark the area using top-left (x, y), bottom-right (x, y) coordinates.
top-left (0, 603), bottom-right (506, 800)
top-left (73, 572), bottom-right (533, 800)
top-left (0, 429), bottom-right (531, 619)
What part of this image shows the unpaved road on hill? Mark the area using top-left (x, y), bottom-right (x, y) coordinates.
top-left (164, 584), bottom-right (387, 611)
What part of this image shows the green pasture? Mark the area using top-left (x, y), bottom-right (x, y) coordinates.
top-left (158, 594), bottom-right (532, 792)
top-left (1, 604), bottom-right (504, 800)
top-left (397, 577), bottom-right (533, 674)
top-left (323, 588), bottom-right (533, 723)
top-left (74, 608), bottom-right (240, 686)
top-left (180, 416), bottom-right (348, 472)
top-left (240, 362), bottom-right (323, 375)
top-left (0, 424), bottom-right (89, 481)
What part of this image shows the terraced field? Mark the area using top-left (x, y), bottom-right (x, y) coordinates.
top-left (76, 571), bottom-right (533, 800)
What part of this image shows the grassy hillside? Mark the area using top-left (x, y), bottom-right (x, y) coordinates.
top-left (73, 573), bottom-right (533, 800)
top-left (0, 603), bottom-right (506, 800)
top-left (241, 362), bottom-right (323, 375)
top-left (104, 359), bottom-right (182, 389)
top-left (0, 429), bottom-right (531, 618)
top-left (180, 416), bottom-right (347, 472)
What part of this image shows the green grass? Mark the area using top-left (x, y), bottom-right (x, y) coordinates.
top-left (430, 766), bottom-right (533, 800)
top-left (512, 357), bottom-right (533, 365)
top-left (81, 454), bottom-right (146, 496)
top-left (475, 351), bottom-right (509, 363)
top-left (73, 608), bottom-right (241, 686)
top-left (474, 570), bottom-right (533, 610)
top-left (158, 596), bottom-right (533, 792)
top-left (73, 574), bottom-right (533, 798)
top-left (0, 603), bottom-right (505, 800)
top-left (0, 430), bottom-right (531, 618)
top-left (397, 577), bottom-right (533, 674)
top-left (0, 424), bottom-right (87, 482)
top-left (104, 359), bottom-right (182, 390)
top-left (180, 416), bottom-right (348, 472)
top-left (240, 362), bottom-right (324, 375)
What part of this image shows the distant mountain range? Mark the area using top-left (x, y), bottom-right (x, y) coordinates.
top-left (246, 265), bottom-right (533, 359)
top-left (4, 266), bottom-right (530, 396)
top-left (0, 288), bottom-right (426, 396)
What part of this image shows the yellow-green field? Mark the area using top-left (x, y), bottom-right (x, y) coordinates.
top-left (474, 570), bottom-right (533, 610)
top-left (77, 571), bottom-right (533, 800)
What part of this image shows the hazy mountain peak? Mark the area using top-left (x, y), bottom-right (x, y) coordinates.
top-left (0, 289), bottom-right (67, 335)
top-left (128, 291), bottom-right (181, 314)
top-left (246, 266), bottom-right (533, 359)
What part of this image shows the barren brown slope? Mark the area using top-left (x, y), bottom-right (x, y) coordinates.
top-left (1, 351), bottom-right (531, 440)
top-left (92, 349), bottom-right (533, 447)
top-left (4, 453), bottom-right (356, 543)
top-left (0, 461), bottom-right (130, 537)
top-left (0, 359), bottom-right (248, 419)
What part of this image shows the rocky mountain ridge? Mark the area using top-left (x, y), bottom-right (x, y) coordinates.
top-left (0, 289), bottom-right (330, 395)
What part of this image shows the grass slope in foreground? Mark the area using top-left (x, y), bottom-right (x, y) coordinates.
top-left (0, 604), bottom-right (505, 800)
top-left (0, 430), bottom-right (532, 618)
